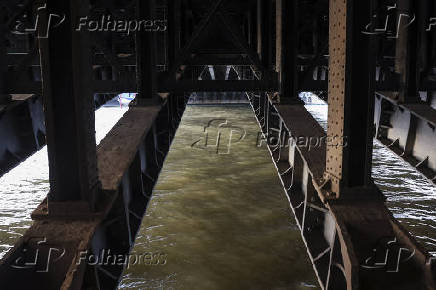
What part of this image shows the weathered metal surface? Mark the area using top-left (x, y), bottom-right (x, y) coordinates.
top-left (0, 219), bottom-right (99, 290)
top-left (247, 92), bottom-right (436, 290)
top-left (1, 0), bottom-right (436, 289)
top-left (0, 95), bottom-right (45, 176)
top-left (159, 79), bottom-right (278, 93)
top-left (0, 93), bottom-right (113, 178)
top-left (39, 0), bottom-right (100, 204)
top-left (325, 0), bottom-right (376, 194)
top-left (0, 95), bottom-right (188, 289)
top-left (97, 106), bottom-right (161, 191)
top-left (375, 93), bottom-right (436, 184)
top-left (275, 104), bottom-right (326, 182)
top-left (135, 0), bottom-right (158, 103)
top-left (276, 0), bottom-right (301, 103)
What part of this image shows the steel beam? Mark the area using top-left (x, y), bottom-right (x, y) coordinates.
top-left (375, 92), bottom-right (436, 184)
top-left (395, 0), bottom-right (421, 103)
top-left (158, 79), bottom-right (278, 93)
top-left (0, 98), bottom-right (188, 289)
top-left (325, 0), bottom-right (377, 195)
top-left (135, 0), bottom-right (159, 104)
top-left (247, 92), bottom-right (436, 290)
top-left (276, 0), bottom-right (302, 104)
top-left (163, 0), bottom-right (226, 82)
top-left (40, 0), bottom-right (99, 205)
top-left (216, 12), bottom-right (264, 70)
top-left (259, 0), bottom-right (271, 69)
top-left (185, 55), bottom-right (253, 66)
top-left (0, 15), bottom-right (10, 105)
top-left (167, 0), bottom-right (181, 69)
top-left (0, 95), bottom-right (45, 177)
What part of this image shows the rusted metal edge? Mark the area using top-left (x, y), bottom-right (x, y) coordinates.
top-left (375, 93), bottom-right (436, 185)
top-left (376, 92), bottom-right (436, 127)
top-left (248, 93), bottom-right (436, 289)
top-left (247, 94), bottom-right (332, 288)
top-left (97, 106), bottom-right (162, 191)
top-left (0, 105), bottom-right (164, 289)
top-left (0, 94), bottom-right (115, 179)
top-left (328, 200), bottom-right (436, 290)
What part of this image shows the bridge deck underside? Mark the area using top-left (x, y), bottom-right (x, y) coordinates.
top-left (247, 92), bottom-right (436, 290)
top-left (0, 0), bottom-right (435, 289)
top-left (0, 96), bottom-right (188, 289)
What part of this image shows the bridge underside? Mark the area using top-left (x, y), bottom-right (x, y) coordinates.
top-left (0, 0), bottom-right (435, 289)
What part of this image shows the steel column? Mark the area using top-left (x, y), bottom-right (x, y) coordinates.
top-left (396, 0), bottom-right (421, 103)
top-left (0, 13), bottom-right (9, 105)
top-left (259, 0), bottom-right (271, 69)
top-left (40, 0), bottom-right (99, 205)
top-left (325, 0), bottom-right (376, 195)
top-left (135, 0), bottom-right (159, 104)
top-left (167, 0), bottom-right (181, 69)
top-left (276, 0), bottom-right (301, 104)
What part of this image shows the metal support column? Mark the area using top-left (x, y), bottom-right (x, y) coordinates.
top-left (40, 0), bottom-right (99, 206)
top-left (260, 0), bottom-right (271, 69)
top-left (0, 12), bottom-right (10, 105)
top-left (135, 0), bottom-right (159, 105)
top-left (248, 2), bottom-right (257, 50)
top-left (276, 0), bottom-right (302, 104)
top-left (325, 0), bottom-right (377, 196)
top-left (396, 0), bottom-right (421, 103)
top-left (167, 0), bottom-right (181, 69)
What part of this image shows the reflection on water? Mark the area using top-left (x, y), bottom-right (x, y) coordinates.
top-left (119, 105), bottom-right (318, 289)
top-left (373, 143), bottom-right (436, 255)
top-left (0, 106), bottom-right (128, 259)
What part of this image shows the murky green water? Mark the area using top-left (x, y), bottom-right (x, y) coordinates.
top-left (0, 99), bottom-right (435, 289)
top-left (119, 105), bottom-right (319, 289)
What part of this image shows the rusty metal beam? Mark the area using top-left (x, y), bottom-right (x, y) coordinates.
top-left (163, 0), bottom-right (226, 82)
top-left (375, 92), bottom-right (436, 185)
top-left (216, 12), bottom-right (264, 70)
top-left (324, 0), bottom-right (377, 194)
top-left (167, 0), bottom-right (181, 69)
top-left (185, 54), bottom-right (253, 66)
top-left (259, 0), bottom-right (271, 69)
top-left (0, 95), bottom-right (45, 176)
top-left (40, 0), bottom-right (99, 205)
top-left (0, 96), bottom-right (189, 289)
top-left (0, 93), bottom-right (114, 179)
top-left (395, 0), bottom-right (421, 103)
top-left (0, 20), bottom-right (10, 105)
top-left (158, 79), bottom-right (278, 93)
top-left (276, 0), bottom-right (302, 104)
top-left (135, 0), bottom-right (159, 104)
top-left (246, 92), bottom-right (436, 290)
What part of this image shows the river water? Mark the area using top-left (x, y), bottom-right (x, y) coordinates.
top-left (0, 105), bottom-right (128, 257)
top-left (118, 105), bottom-right (318, 289)
top-left (0, 95), bottom-right (434, 289)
